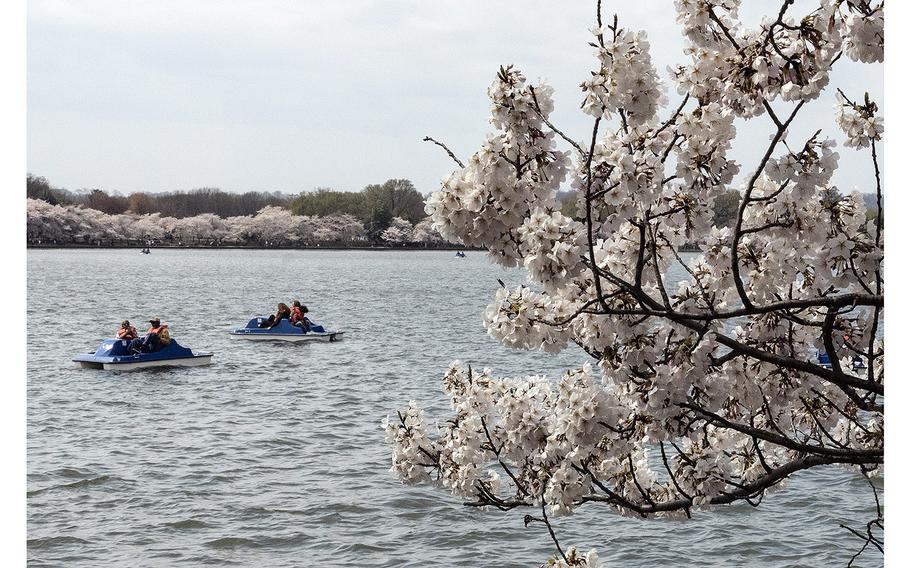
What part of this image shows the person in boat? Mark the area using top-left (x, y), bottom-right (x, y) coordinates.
top-left (117, 320), bottom-right (138, 341)
top-left (129, 317), bottom-right (171, 353)
top-left (290, 301), bottom-right (311, 332)
top-left (259, 303), bottom-right (292, 329)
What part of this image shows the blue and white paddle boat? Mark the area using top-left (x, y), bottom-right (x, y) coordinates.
top-left (73, 338), bottom-right (213, 370)
top-left (229, 317), bottom-right (345, 343)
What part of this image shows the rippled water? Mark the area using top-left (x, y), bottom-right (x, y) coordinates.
top-left (27, 249), bottom-right (881, 567)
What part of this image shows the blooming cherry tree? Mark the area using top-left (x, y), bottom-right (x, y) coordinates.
top-left (310, 213), bottom-right (366, 243)
top-left (26, 199), bottom-right (370, 246)
top-left (247, 205), bottom-right (301, 245)
top-left (130, 212), bottom-right (167, 242)
top-left (411, 217), bottom-right (446, 245)
top-left (27, 198), bottom-right (68, 242)
top-left (388, 1), bottom-right (884, 566)
top-left (380, 216), bottom-right (415, 244)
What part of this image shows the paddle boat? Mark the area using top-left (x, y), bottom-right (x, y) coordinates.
top-left (455, 251), bottom-right (466, 258)
top-left (73, 338), bottom-right (213, 370)
top-left (229, 317), bottom-right (345, 342)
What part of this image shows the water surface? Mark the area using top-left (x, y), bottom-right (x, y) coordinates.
top-left (27, 249), bottom-right (881, 567)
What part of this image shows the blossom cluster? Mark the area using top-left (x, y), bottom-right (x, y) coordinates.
top-left (581, 27), bottom-right (665, 126)
top-left (672, 0), bottom-right (882, 118)
top-left (842, 3), bottom-right (884, 64)
top-left (835, 91), bottom-right (884, 149)
top-left (425, 66), bottom-right (569, 266)
top-left (546, 547), bottom-right (601, 568)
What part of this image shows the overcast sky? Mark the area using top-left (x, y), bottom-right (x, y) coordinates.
top-left (27, 0), bottom-right (883, 196)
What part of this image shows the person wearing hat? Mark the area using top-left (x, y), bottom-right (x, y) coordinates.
top-left (128, 317), bottom-right (171, 353)
top-left (117, 320), bottom-right (138, 341)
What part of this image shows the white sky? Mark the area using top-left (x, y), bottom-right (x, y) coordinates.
top-left (27, 0), bottom-right (883, 196)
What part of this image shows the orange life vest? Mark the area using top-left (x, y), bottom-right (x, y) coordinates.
top-left (148, 324), bottom-right (171, 344)
top-left (118, 326), bottom-right (137, 339)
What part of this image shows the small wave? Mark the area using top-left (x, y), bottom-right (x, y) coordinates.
top-left (204, 537), bottom-right (262, 549)
top-left (317, 502), bottom-right (375, 515)
top-left (165, 519), bottom-right (211, 530)
top-left (332, 541), bottom-right (392, 555)
top-left (314, 511), bottom-right (343, 525)
top-left (260, 437), bottom-right (302, 447)
top-left (260, 532), bottom-right (312, 548)
top-left (49, 467), bottom-right (93, 478)
top-left (238, 506), bottom-right (309, 518)
top-left (28, 475), bottom-right (121, 497)
top-left (28, 535), bottom-right (90, 549)
top-left (94, 399), bottom-right (133, 408)
top-left (205, 532), bottom-right (313, 549)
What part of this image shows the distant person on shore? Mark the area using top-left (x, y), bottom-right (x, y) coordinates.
top-left (117, 320), bottom-right (138, 341)
top-left (129, 317), bottom-right (171, 353)
top-left (290, 301), bottom-right (311, 332)
top-left (260, 303), bottom-right (291, 329)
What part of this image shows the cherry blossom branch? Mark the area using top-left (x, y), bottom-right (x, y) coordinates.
top-left (529, 85), bottom-right (585, 155)
top-left (583, 116), bottom-right (609, 312)
top-left (871, 139), bottom-right (882, 249)
top-left (549, 292), bottom-right (880, 327)
top-left (580, 453), bottom-right (862, 513)
top-left (423, 136), bottom-right (465, 168)
top-left (479, 416), bottom-right (530, 497)
top-left (731, 100), bottom-right (807, 311)
top-left (681, 402), bottom-right (881, 462)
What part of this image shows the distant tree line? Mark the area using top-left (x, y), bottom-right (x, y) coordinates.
top-left (26, 199), bottom-right (448, 248)
top-left (28, 174), bottom-right (291, 217)
top-left (26, 175), bottom-right (878, 247)
top-left (27, 175), bottom-right (430, 238)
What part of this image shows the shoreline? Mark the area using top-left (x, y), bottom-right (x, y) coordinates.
top-left (26, 243), bottom-right (484, 252)
top-left (27, 243), bottom-right (704, 252)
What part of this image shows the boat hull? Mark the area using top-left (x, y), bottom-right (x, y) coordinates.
top-left (229, 317), bottom-right (345, 343)
top-left (76, 355), bottom-right (213, 371)
top-left (229, 331), bottom-right (343, 342)
top-left (73, 338), bottom-right (214, 371)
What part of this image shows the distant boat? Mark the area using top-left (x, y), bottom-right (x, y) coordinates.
top-left (229, 317), bottom-right (345, 343)
top-left (455, 251), bottom-right (466, 258)
top-left (140, 247), bottom-right (151, 254)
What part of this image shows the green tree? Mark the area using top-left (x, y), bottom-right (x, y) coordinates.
top-left (366, 206), bottom-right (394, 239)
top-left (289, 187), bottom-right (366, 218)
top-left (362, 179), bottom-right (426, 224)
